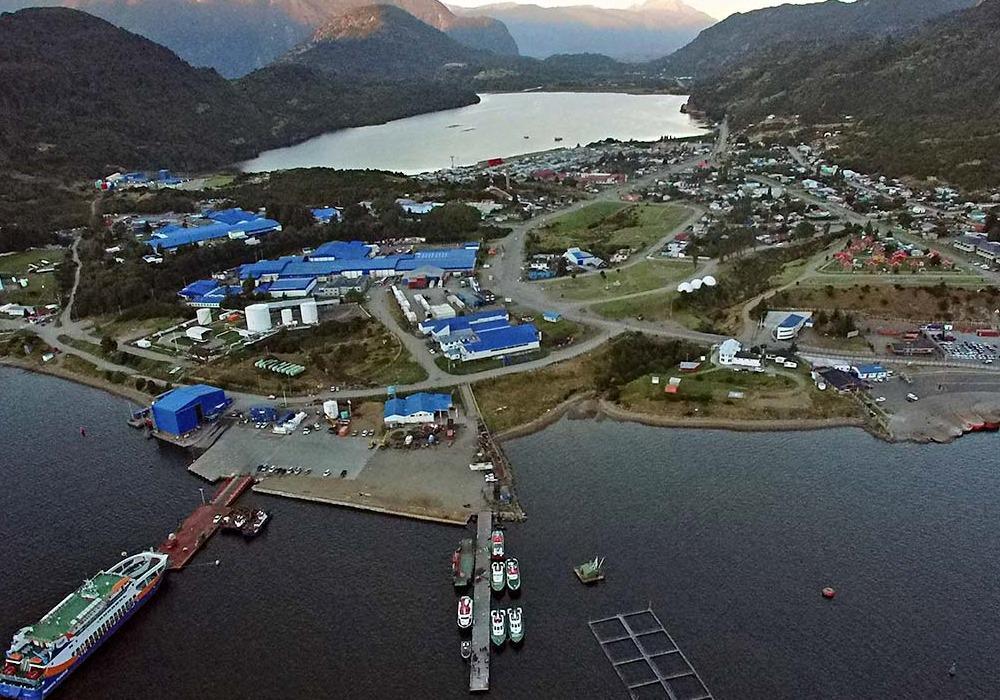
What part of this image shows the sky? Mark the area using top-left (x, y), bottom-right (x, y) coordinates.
top-left (449, 0), bottom-right (835, 20)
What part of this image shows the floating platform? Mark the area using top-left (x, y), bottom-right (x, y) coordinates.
top-left (157, 475), bottom-right (254, 570)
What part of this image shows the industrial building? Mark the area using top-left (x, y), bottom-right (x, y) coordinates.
top-left (417, 308), bottom-right (540, 362)
top-left (563, 247), bottom-right (605, 269)
top-left (177, 280), bottom-right (246, 308)
top-left (149, 209), bottom-right (281, 252)
top-left (383, 392), bottom-right (454, 426)
top-left (150, 385), bottom-right (231, 437)
top-left (852, 364), bottom-right (890, 381)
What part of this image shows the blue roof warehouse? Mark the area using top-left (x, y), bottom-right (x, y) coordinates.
top-left (151, 385), bottom-right (231, 437)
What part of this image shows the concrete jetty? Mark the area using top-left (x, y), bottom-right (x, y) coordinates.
top-left (469, 510), bottom-right (492, 692)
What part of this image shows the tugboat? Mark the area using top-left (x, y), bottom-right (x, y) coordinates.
top-left (461, 640), bottom-right (472, 661)
top-left (490, 609), bottom-right (507, 647)
top-left (505, 558), bottom-right (521, 593)
top-left (457, 596), bottom-right (473, 630)
top-left (491, 561), bottom-right (505, 593)
top-left (508, 607), bottom-right (524, 644)
top-left (490, 530), bottom-right (505, 560)
top-left (574, 556), bottom-right (606, 584)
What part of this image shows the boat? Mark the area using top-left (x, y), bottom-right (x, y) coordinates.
top-left (574, 556), bottom-right (606, 584)
top-left (491, 561), bottom-right (505, 593)
top-left (490, 610), bottom-right (506, 647)
top-left (554, 137), bottom-right (563, 142)
top-left (505, 558), bottom-right (521, 592)
top-left (460, 640), bottom-right (472, 661)
top-left (457, 596), bottom-right (473, 630)
top-left (452, 539), bottom-right (474, 587)
top-left (0, 552), bottom-right (168, 700)
top-left (508, 607), bottom-right (524, 644)
top-left (490, 530), bottom-right (504, 560)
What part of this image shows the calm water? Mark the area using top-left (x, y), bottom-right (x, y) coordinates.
top-left (241, 92), bottom-right (708, 175)
top-left (1, 366), bottom-right (998, 699)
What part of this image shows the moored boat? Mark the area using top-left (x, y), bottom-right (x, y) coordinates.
top-left (457, 596), bottom-right (473, 630)
top-left (490, 530), bottom-right (504, 560)
top-left (0, 552), bottom-right (168, 700)
top-left (574, 556), bottom-right (606, 584)
top-left (460, 640), bottom-right (472, 661)
top-left (490, 609), bottom-right (506, 647)
top-left (505, 558), bottom-right (521, 592)
top-left (452, 539), bottom-right (474, 587)
top-left (491, 561), bottom-right (505, 593)
top-left (508, 607), bottom-right (524, 644)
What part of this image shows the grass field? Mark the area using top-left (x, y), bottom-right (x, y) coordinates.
top-left (591, 289), bottom-right (708, 330)
top-left (531, 203), bottom-right (690, 257)
top-left (0, 248), bottom-right (65, 306)
top-left (542, 259), bottom-right (694, 302)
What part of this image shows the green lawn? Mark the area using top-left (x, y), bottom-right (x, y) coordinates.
top-left (542, 259), bottom-right (694, 302)
top-left (0, 248), bottom-right (65, 306)
top-left (531, 203), bottom-right (690, 257)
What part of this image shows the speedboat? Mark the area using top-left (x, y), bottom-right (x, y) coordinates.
top-left (508, 607), bottom-right (524, 644)
top-left (490, 529), bottom-right (504, 560)
top-left (461, 640), bottom-right (472, 661)
top-left (457, 595), bottom-right (473, 629)
top-left (491, 561), bottom-right (505, 593)
top-left (505, 558), bottom-right (521, 592)
top-left (491, 609), bottom-right (506, 646)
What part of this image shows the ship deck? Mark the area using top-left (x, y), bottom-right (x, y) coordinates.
top-left (27, 573), bottom-right (123, 644)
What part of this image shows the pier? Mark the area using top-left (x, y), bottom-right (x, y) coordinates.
top-left (469, 510), bottom-right (492, 692)
top-left (157, 475), bottom-right (254, 570)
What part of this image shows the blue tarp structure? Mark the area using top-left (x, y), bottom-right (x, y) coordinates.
top-left (383, 392), bottom-right (453, 420)
top-left (151, 384), bottom-right (231, 436)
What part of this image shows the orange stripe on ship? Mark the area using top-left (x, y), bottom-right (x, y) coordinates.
top-left (44, 656), bottom-right (78, 677)
top-left (136, 574), bottom-right (162, 601)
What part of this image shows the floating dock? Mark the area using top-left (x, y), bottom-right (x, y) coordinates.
top-left (157, 475), bottom-right (254, 570)
top-left (469, 511), bottom-right (492, 692)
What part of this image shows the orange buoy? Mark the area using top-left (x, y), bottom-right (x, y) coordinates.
top-left (822, 587), bottom-right (836, 599)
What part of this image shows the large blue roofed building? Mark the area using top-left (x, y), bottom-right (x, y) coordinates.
top-left (236, 246), bottom-right (476, 284)
top-left (178, 280), bottom-right (244, 308)
top-left (309, 240), bottom-right (373, 261)
top-left (451, 323), bottom-right (541, 362)
top-left (383, 392), bottom-right (454, 426)
top-left (149, 214), bottom-right (281, 252)
top-left (151, 384), bottom-right (231, 437)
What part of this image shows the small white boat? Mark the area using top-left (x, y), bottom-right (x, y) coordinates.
top-left (490, 529), bottom-right (504, 560)
top-left (491, 609), bottom-right (506, 646)
top-left (457, 595), bottom-right (473, 629)
top-left (508, 607), bottom-right (523, 644)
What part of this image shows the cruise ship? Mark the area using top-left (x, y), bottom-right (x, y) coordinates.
top-left (0, 552), bottom-right (168, 699)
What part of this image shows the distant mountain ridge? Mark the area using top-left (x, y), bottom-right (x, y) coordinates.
top-left (452, 0), bottom-right (713, 61)
top-left (652, 0), bottom-right (980, 78)
top-left (690, 0), bottom-right (1000, 189)
top-left (0, 0), bottom-right (518, 77)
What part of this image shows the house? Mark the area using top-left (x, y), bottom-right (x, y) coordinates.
top-left (563, 247), bottom-right (604, 269)
top-left (852, 364), bottom-right (889, 381)
top-left (717, 338), bottom-right (762, 370)
top-left (383, 392), bottom-right (454, 426)
top-left (817, 367), bottom-right (865, 393)
top-left (542, 311), bottom-right (562, 323)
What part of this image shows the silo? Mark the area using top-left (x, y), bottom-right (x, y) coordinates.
top-left (300, 300), bottom-right (319, 325)
top-left (246, 304), bottom-right (272, 333)
top-left (281, 308), bottom-right (295, 326)
top-left (196, 307), bottom-right (213, 325)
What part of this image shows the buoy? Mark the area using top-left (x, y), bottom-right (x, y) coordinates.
top-left (121, 551), bottom-right (127, 557)
top-left (948, 661), bottom-right (957, 677)
top-left (822, 587), bottom-right (836, 599)
top-left (215, 560), bottom-right (220, 566)
top-left (79, 427), bottom-right (87, 437)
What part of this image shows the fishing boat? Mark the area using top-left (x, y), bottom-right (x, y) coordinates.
top-left (508, 607), bottom-right (524, 644)
top-left (505, 558), bottom-right (521, 593)
top-left (457, 596), bottom-right (473, 630)
top-left (452, 539), bottom-right (474, 587)
top-left (460, 640), bottom-right (472, 661)
top-left (491, 561), bottom-right (505, 593)
top-left (574, 556), bottom-right (606, 584)
top-left (490, 610), bottom-right (506, 647)
top-left (0, 552), bottom-right (168, 700)
top-left (490, 530), bottom-right (504, 560)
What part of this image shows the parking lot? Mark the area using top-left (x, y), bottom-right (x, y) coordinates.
top-left (926, 329), bottom-right (1000, 363)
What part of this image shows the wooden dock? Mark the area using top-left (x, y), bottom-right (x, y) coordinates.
top-left (469, 510), bottom-right (492, 692)
top-left (157, 475), bottom-right (254, 570)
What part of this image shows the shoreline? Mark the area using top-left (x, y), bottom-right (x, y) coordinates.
top-left (0, 356), bottom-right (149, 404)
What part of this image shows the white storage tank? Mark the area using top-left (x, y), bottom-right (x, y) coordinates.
top-left (281, 308), bottom-right (295, 326)
top-left (196, 307), bottom-right (213, 326)
top-left (300, 300), bottom-right (319, 325)
top-left (245, 304), bottom-right (272, 333)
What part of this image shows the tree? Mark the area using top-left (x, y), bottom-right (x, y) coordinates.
top-left (100, 335), bottom-right (118, 354)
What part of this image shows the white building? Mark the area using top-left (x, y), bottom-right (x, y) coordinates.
top-left (718, 338), bottom-right (762, 370)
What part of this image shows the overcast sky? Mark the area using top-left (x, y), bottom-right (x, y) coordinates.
top-left (450, 0), bottom-right (836, 21)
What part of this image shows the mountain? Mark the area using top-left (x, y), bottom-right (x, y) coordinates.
top-left (452, 0), bottom-right (713, 61)
top-left (0, 0), bottom-right (518, 77)
top-left (690, 0), bottom-right (1000, 190)
top-left (652, 0), bottom-right (979, 78)
top-left (0, 7), bottom-right (479, 176)
top-left (281, 4), bottom-right (482, 80)
top-left (0, 7), bottom-right (264, 174)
